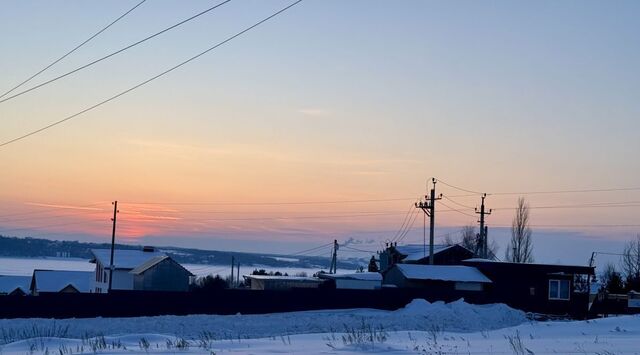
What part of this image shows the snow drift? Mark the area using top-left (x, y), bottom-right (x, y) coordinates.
top-left (0, 298), bottom-right (526, 344)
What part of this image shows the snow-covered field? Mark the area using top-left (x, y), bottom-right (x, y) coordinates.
top-left (0, 257), bottom-right (351, 278)
top-left (1, 299), bottom-right (639, 354)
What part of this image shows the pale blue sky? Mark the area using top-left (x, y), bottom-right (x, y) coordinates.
top-left (0, 1), bottom-right (639, 265)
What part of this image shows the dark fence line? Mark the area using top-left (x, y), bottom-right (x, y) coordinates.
top-left (0, 288), bottom-right (590, 319)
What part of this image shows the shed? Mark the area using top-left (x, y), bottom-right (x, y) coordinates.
top-left (30, 270), bottom-right (92, 295)
top-left (130, 255), bottom-right (194, 292)
top-left (243, 275), bottom-right (324, 290)
top-left (383, 264), bottom-right (491, 291)
top-left (318, 272), bottom-right (382, 290)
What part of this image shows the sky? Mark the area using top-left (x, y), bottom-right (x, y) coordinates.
top-left (0, 1), bottom-right (639, 266)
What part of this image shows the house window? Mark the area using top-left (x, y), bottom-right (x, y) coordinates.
top-left (549, 279), bottom-right (570, 300)
top-left (104, 271), bottom-right (108, 283)
top-left (529, 287), bottom-right (535, 296)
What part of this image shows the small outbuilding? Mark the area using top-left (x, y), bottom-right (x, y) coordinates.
top-left (243, 275), bottom-right (324, 290)
top-left (383, 264), bottom-right (492, 291)
top-left (317, 272), bottom-right (382, 290)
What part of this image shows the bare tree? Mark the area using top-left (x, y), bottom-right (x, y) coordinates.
top-left (460, 225), bottom-right (477, 251)
top-left (456, 225), bottom-right (499, 259)
top-left (621, 235), bottom-right (640, 288)
top-left (505, 197), bottom-right (534, 263)
top-left (600, 262), bottom-right (625, 294)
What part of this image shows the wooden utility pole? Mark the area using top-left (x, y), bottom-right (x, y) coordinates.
top-left (329, 240), bottom-right (338, 274)
top-left (108, 201), bottom-right (118, 292)
top-left (231, 256), bottom-right (235, 288)
top-left (415, 178), bottom-right (442, 264)
top-left (236, 262), bottom-right (240, 286)
top-left (475, 194), bottom-right (492, 259)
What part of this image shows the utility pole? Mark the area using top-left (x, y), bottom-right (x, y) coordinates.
top-left (236, 261), bottom-right (240, 286)
top-left (415, 178), bottom-right (442, 264)
top-left (475, 194), bottom-right (492, 259)
top-left (231, 256), bottom-right (235, 288)
top-left (108, 201), bottom-right (119, 293)
top-left (330, 240), bottom-right (338, 274)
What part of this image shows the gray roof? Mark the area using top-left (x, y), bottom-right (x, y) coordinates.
top-left (31, 270), bottom-right (93, 293)
top-left (129, 255), bottom-right (194, 276)
top-left (91, 249), bottom-right (166, 270)
top-left (0, 276), bottom-right (30, 294)
top-left (395, 244), bottom-right (455, 262)
top-left (395, 264), bottom-right (492, 283)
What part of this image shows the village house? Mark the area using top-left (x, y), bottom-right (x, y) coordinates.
top-left (30, 270), bottom-right (92, 295)
top-left (90, 247), bottom-right (193, 293)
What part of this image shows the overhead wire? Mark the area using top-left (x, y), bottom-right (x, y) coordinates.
top-left (438, 200), bottom-right (477, 218)
top-left (121, 197), bottom-right (414, 206)
top-left (395, 209), bottom-right (421, 244)
top-left (0, 0), bottom-right (147, 100)
top-left (0, 0), bottom-right (303, 147)
top-left (442, 195), bottom-right (477, 210)
top-left (0, 0), bottom-right (232, 104)
top-left (390, 200), bottom-right (419, 243)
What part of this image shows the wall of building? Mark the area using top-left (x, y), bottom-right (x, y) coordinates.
top-left (133, 259), bottom-right (190, 292)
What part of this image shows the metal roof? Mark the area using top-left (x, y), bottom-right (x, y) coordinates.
top-left (90, 248), bottom-right (166, 270)
top-left (395, 264), bottom-right (492, 283)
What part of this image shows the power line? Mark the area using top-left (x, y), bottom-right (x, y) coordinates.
top-left (0, 202), bottom-right (107, 219)
top-left (0, 0), bottom-right (232, 104)
top-left (442, 195), bottom-right (476, 209)
top-left (0, 0), bottom-right (146, 100)
top-left (436, 179), bottom-right (483, 195)
top-left (396, 209), bottom-right (421, 244)
top-left (121, 197), bottom-right (414, 206)
top-left (0, 0), bottom-right (302, 147)
top-left (341, 245), bottom-right (376, 253)
top-left (489, 187), bottom-right (640, 196)
top-left (119, 211), bottom-right (408, 222)
top-left (390, 200), bottom-right (419, 243)
top-left (0, 208), bottom-right (107, 224)
top-left (438, 200), bottom-right (477, 218)
top-left (436, 177), bottom-right (640, 197)
top-left (288, 242), bottom-right (333, 256)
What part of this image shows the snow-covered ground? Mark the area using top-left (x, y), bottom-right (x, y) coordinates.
top-left (1, 299), bottom-right (638, 354)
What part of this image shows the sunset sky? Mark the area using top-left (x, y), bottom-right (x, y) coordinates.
top-left (1, 1), bottom-right (639, 264)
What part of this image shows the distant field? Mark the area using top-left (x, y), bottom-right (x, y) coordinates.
top-left (0, 257), bottom-right (353, 278)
